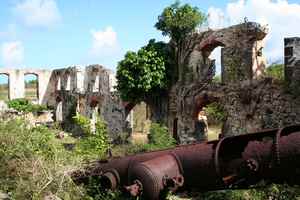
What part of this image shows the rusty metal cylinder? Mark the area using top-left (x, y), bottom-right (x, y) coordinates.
top-left (127, 154), bottom-right (183, 200)
top-left (100, 169), bottom-right (120, 190)
top-left (72, 125), bottom-right (300, 200)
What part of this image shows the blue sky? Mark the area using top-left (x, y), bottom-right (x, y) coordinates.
top-left (0, 0), bottom-right (300, 71)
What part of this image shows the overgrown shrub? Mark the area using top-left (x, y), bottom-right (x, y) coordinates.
top-left (197, 184), bottom-right (300, 200)
top-left (73, 113), bottom-right (110, 159)
top-left (148, 123), bottom-right (176, 149)
top-left (7, 98), bottom-right (47, 113)
top-left (0, 119), bottom-right (86, 199)
top-left (266, 63), bottom-right (284, 81)
top-left (205, 102), bottom-right (226, 125)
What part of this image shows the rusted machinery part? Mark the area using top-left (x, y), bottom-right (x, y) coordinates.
top-left (273, 125), bottom-right (300, 167)
top-left (212, 125), bottom-right (300, 187)
top-left (100, 169), bottom-right (120, 190)
top-left (126, 153), bottom-right (184, 200)
top-left (71, 124), bottom-right (300, 198)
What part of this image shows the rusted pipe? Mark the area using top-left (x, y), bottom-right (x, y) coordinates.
top-left (72, 125), bottom-right (300, 200)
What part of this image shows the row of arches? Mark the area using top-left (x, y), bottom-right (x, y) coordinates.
top-left (0, 73), bottom-right (38, 101)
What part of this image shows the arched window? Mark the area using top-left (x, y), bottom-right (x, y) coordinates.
top-left (194, 95), bottom-right (226, 141)
top-left (210, 47), bottom-right (222, 83)
top-left (0, 74), bottom-right (9, 101)
top-left (24, 73), bottom-right (38, 102)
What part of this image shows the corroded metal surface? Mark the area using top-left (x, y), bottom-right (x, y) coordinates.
top-left (72, 125), bottom-right (300, 200)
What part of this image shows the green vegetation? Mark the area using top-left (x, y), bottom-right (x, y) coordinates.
top-left (7, 98), bottom-right (47, 113)
top-left (205, 102), bottom-right (226, 125)
top-left (73, 113), bottom-right (110, 160)
top-left (116, 1), bottom-right (207, 102)
top-left (0, 116), bottom-right (176, 199)
top-left (116, 40), bottom-right (167, 102)
top-left (25, 79), bottom-right (38, 100)
top-left (266, 63), bottom-right (284, 81)
top-left (1, 115), bottom-right (300, 199)
top-left (212, 74), bottom-right (222, 83)
top-left (155, 1), bottom-right (206, 42)
top-left (148, 123), bottom-right (176, 148)
top-left (0, 83), bottom-right (9, 101)
top-left (196, 184), bottom-right (300, 200)
top-left (0, 119), bottom-right (85, 199)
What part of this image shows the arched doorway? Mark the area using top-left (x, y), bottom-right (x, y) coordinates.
top-left (0, 74), bottom-right (9, 101)
top-left (125, 101), bottom-right (151, 144)
top-left (24, 73), bottom-right (38, 102)
top-left (194, 94), bottom-right (226, 141)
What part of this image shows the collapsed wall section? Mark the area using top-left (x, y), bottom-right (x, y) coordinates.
top-left (49, 65), bottom-right (126, 140)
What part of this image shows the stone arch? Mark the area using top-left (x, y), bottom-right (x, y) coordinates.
top-left (124, 101), bottom-right (151, 142)
top-left (24, 73), bottom-right (39, 102)
top-left (200, 39), bottom-right (225, 57)
top-left (0, 73), bottom-right (10, 101)
top-left (193, 91), bottom-right (225, 141)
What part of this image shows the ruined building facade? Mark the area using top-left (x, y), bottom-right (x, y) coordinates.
top-left (1, 22), bottom-right (300, 144)
top-left (161, 23), bottom-right (300, 143)
top-left (0, 65), bottom-right (125, 140)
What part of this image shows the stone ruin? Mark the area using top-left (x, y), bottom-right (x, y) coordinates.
top-left (0, 65), bottom-right (126, 140)
top-left (0, 21), bottom-right (300, 144)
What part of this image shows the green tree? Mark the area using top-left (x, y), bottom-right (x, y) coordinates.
top-left (155, 1), bottom-right (206, 42)
top-left (116, 41), bottom-right (167, 102)
top-left (155, 1), bottom-right (207, 82)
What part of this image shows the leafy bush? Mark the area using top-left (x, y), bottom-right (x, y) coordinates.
top-left (205, 102), bottom-right (226, 125)
top-left (196, 184), bottom-right (300, 200)
top-left (0, 119), bottom-right (86, 199)
top-left (148, 123), bottom-right (176, 148)
top-left (116, 43), bottom-right (167, 102)
top-left (73, 113), bottom-right (110, 159)
top-left (266, 63), bottom-right (284, 81)
top-left (7, 98), bottom-right (47, 113)
top-left (73, 113), bottom-right (92, 135)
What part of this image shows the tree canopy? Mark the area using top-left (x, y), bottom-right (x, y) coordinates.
top-left (155, 1), bottom-right (207, 42)
top-left (116, 40), bottom-right (167, 102)
top-left (116, 1), bottom-right (207, 102)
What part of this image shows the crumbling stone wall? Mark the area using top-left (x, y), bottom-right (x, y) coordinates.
top-left (161, 22), bottom-right (269, 143)
top-left (0, 65), bottom-right (126, 141)
top-left (285, 37), bottom-right (300, 92)
top-left (0, 69), bottom-right (52, 104)
top-left (49, 65), bottom-right (126, 140)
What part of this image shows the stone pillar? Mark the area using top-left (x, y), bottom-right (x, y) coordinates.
top-left (284, 37), bottom-right (300, 88)
top-left (10, 70), bottom-right (25, 99)
top-left (38, 70), bottom-right (52, 104)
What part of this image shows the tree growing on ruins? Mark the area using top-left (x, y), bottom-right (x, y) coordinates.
top-left (116, 40), bottom-right (167, 102)
top-left (155, 1), bottom-right (206, 43)
top-left (155, 1), bottom-right (207, 82)
top-left (116, 2), bottom-right (207, 102)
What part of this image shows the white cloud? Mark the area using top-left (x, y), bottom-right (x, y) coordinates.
top-left (14, 0), bottom-right (61, 28)
top-left (207, 7), bottom-right (226, 29)
top-left (208, 0), bottom-right (300, 64)
top-left (89, 26), bottom-right (119, 56)
top-left (1, 41), bottom-right (24, 67)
